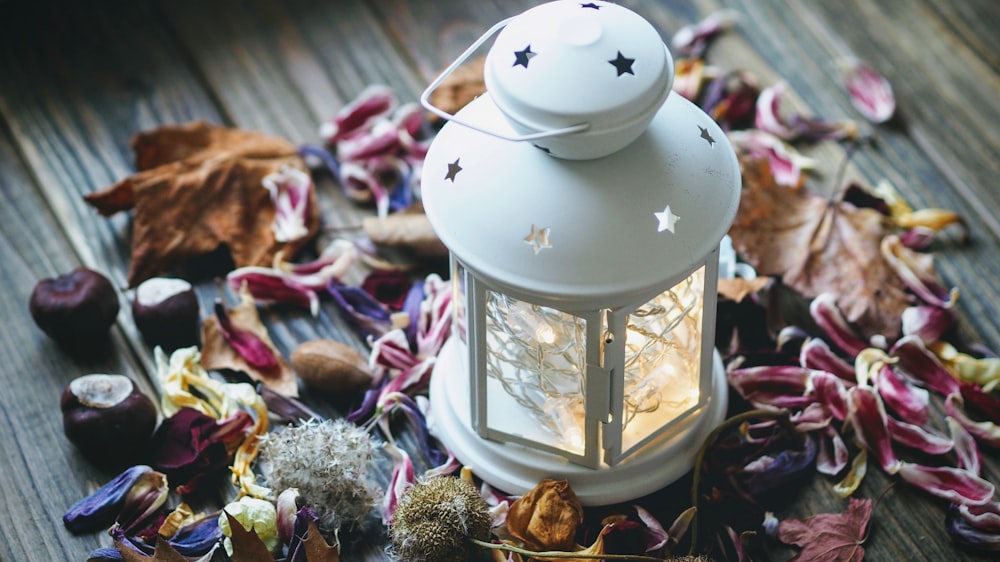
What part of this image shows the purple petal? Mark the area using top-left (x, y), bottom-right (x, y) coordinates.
top-left (876, 364), bottom-right (930, 425)
top-left (166, 514), bottom-right (222, 557)
top-left (800, 337), bottom-right (856, 382)
top-left (319, 84), bottom-right (396, 144)
top-left (840, 58), bottom-right (896, 123)
top-left (898, 462), bottom-right (994, 505)
top-left (64, 466), bottom-right (168, 535)
top-left (947, 503), bottom-right (1000, 551)
top-left (329, 282), bottom-right (393, 339)
top-left (287, 506), bottom-right (322, 562)
top-left (633, 504), bottom-right (675, 552)
top-left (891, 335), bottom-right (961, 396)
top-left (809, 293), bottom-right (868, 357)
top-left (739, 436), bottom-right (818, 498)
top-left (847, 386), bottom-right (901, 473)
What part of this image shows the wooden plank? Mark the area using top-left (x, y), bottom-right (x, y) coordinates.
top-left (0, 118), bottom-right (153, 561)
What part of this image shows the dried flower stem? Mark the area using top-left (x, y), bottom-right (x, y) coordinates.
top-left (688, 408), bottom-right (794, 556)
top-left (470, 538), bottom-right (669, 561)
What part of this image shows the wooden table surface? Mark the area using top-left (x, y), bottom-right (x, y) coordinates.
top-left (1, 1), bottom-right (998, 560)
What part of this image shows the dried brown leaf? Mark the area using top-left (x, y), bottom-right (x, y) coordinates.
top-left (428, 55), bottom-right (486, 124)
top-left (84, 121), bottom-right (319, 286)
top-left (201, 285), bottom-right (298, 396)
top-left (728, 158), bottom-right (924, 339)
top-left (115, 538), bottom-right (189, 562)
top-left (225, 511), bottom-right (277, 562)
top-left (776, 497), bottom-right (872, 562)
top-left (718, 276), bottom-right (771, 303)
top-left (506, 479), bottom-right (584, 552)
top-left (300, 518), bottom-right (341, 562)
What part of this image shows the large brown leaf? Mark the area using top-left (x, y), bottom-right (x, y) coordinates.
top-left (729, 159), bottom-right (920, 339)
top-left (84, 121), bottom-right (319, 286)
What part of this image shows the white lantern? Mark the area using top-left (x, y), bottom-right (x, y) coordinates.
top-left (420, 0), bottom-right (740, 505)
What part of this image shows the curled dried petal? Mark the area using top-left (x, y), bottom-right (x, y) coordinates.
top-left (899, 226), bottom-right (937, 250)
top-left (931, 341), bottom-right (1000, 391)
top-left (382, 442), bottom-right (415, 525)
top-left (895, 208), bottom-right (967, 237)
top-left (740, 435), bottom-right (818, 498)
top-left (881, 235), bottom-right (958, 308)
top-left (276, 488), bottom-right (300, 544)
top-left (891, 335), bottom-right (962, 396)
top-left (755, 81), bottom-right (857, 141)
top-left (817, 425), bottom-right (849, 476)
top-left (945, 393), bottom-right (1000, 447)
top-left (847, 386), bottom-right (901, 473)
top-left (671, 10), bottom-right (739, 57)
top-left (832, 449), bottom-right (868, 497)
top-left (226, 267), bottom-right (319, 316)
top-left (809, 371), bottom-right (850, 421)
top-left (947, 502), bottom-right (1000, 551)
top-left (875, 364), bottom-right (930, 425)
top-left (263, 166), bottom-right (312, 243)
top-left (728, 129), bottom-right (816, 187)
top-left (214, 300), bottom-right (279, 370)
top-left (948, 417), bottom-right (983, 475)
top-left (887, 416), bottom-right (953, 455)
top-left (897, 462), bottom-right (994, 505)
top-left (800, 338), bottom-right (855, 382)
top-left (728, 365), bottom-right (813, 409)
top-left (840, 57), bottom-right (896, 123)
top-left (506, 479), bottom-right (583, 551)
top-left (810, 293), bottom-right (869, 357)
top-left (319, 84), bottom-right (396, 144)
top-left (901, 305), bottom-right (955, 344)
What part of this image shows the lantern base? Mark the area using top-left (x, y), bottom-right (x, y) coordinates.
top-left (429, 335), bottom-right (729, 506)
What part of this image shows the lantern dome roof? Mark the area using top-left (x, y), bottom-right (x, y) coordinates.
top-left (422, 91), bottom-right (741, 311)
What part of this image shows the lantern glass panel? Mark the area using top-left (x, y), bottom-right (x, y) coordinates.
top-left (484, 290), bottom-right (588, 455)
top-left (619, 267), bottom-right (705, 455)
top-left (451, 258), bottom-right (469, 343)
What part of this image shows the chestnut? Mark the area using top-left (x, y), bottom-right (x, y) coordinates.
top-left (29, 267), bottom-right (120, 349)
top-left (132, 277), bottom-right (200, 350)
top-left (61, 374), bottom-right (158, 469)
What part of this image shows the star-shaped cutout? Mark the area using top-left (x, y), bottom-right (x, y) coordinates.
top-left (698, 125), bottom-right (716, 146)
top-left (654, 205), bottom-right (680, 234)
top-left (608, 51), bottom-right (635, 76)
top-left (580, 2), bottom-right (601, 9)
top-left (513, 45), bottom-right (537, 68)
top-left (445, 158), bottom-right (462, 182)
top-left (524, 224), bottom-right (552, 254)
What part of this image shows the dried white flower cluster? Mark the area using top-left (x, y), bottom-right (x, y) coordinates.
top-left (257, 418), bottom-right (379, 532)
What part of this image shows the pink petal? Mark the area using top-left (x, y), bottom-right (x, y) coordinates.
top-left (319, 84), bottom-right (397, 144)
top-left (957, 502), bottom-right (1000, 532)
top-left (945, 393), bottom-right (1000, 447)
top-left (728, 365), bottom-right (814, 409)
top-left (382, 442), bottom-right (415, 524)
top-left (810, 371), bottom-right (850, 421)
top-left (840, 58), bottom-right (896, 123)
top-left (899, 226), bottom-right (937, 250)
top-left (891, 335), bottom-right (961, 396)
top-left (800, 337), bottom-right (856, 382)
top-left (886, 416), bottom-right (953, 455)
top-left (948, 417), bottom-right (983, 475)
top-left (337, 122), bottom-right (403, 162)
top-left (213, 300), bottom-right (279, 369)
top-left (901, 305), bottom-right (955, 344)
top-left (226, 267), bottom-right (320, 316)
top-left (881, 235), bottom-right (958, 308)
top-left (817, 425), bottom-right (849, 476)
top-left (809, 292), bottom-right (869, 357)
top-left (671, 10), bottom-right (739, 57)
top-left (847, 386), bottom-right (901, 473)
top-left (754, 82), bottom-right (797, 140)
top-left (727, 130), bottom-right (815, 187)
top-left (262, 166), bottom-right (312, 243)
top-left (897, 462), bottom-right (994, 505)
top-left (875, 364), bottom-right (930, 425)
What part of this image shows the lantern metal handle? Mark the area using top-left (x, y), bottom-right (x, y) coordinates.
top-left (419, 18), bottom-right (591, 142)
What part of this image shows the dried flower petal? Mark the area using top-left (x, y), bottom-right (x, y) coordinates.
top-left (329, 282), bottom-right (394, 339)
top-left (64, 465), bottom-right (168, 534)
top-left (881, 235), bottom-right (957, 308)
top-left (809, 371), bottom-right (850, 421)
top-left (150, 407), bottom-right (253, 495)
top-left (755, 81), bottom-right (857, 141)
top-left (948, 417), bottom-right (983, 475)
top-left (728, 130), bottom-right (815, 187)
top-left (739, 435), bottom-right (818, 498)
top-left (945, 393), bottom-right (1000, 447)
top-left (226, 267), bottom-right (320, 315)
top-left (507, 479), bottom-right (584, 551)
top-left (800, 338), bottom-right (856, 382)
top-left (319, 84), bottom-right (397, 144)
top-left (897, 462), bottom-right (994, 505)
top-left (809, 293), bottom-right (869, 357)
top-left (383, 442), bottom-right (415, 524)
top-left (847, 386), bottom-right (901, 473)
top-left (899, 226), bottom-right (937, 250)
top-left (887, 416), bottom-right (953, 455)
top-left (213, 299), bottom-right (279, 370)
top-left (263, 166), bottom-right (312, 243)
top-left (947, 502), bottom-right (1000, 551)
top-left (671, 10), bottom-right (739, 58)
top-left (891, 335), bottom-right (961, 396)
top-left (875, 364), bottom-right (930, 425)
top-left (901, 305), bottom-right (955, 344)
top-left (672, 58), bottom-right (711, 101)
top-left (816, 425), bottom-right (849, 476)
top-left (932, 341), bottom-right (1000, 391)
top-left (728, 365), bottom-right (813, 409)
top-left (832, 449), bottom-right (868, 497)
top-left (704, 70), bottom-right (760, 130)
top-left (840, 58), bottom-right (896, 123)
top-left (275, 488), bottom-right (300, 545)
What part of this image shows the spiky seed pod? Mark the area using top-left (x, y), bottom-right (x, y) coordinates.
top-left (388, 476), bottom-right (492, 562)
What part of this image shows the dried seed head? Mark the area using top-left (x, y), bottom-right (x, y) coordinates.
top-left (388, 476), bottom-right (491, 562)
top-left (257, 419), bottom-right (378, 532)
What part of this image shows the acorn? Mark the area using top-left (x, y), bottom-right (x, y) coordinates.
top-left (132, 277), bottom-right (200, 350)
top-left (290, 339), bottom-right (373, 396)
top-left (61, 374), bottom-right (158, 469)
top-left (29, 267), bottom-right (120, 349)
